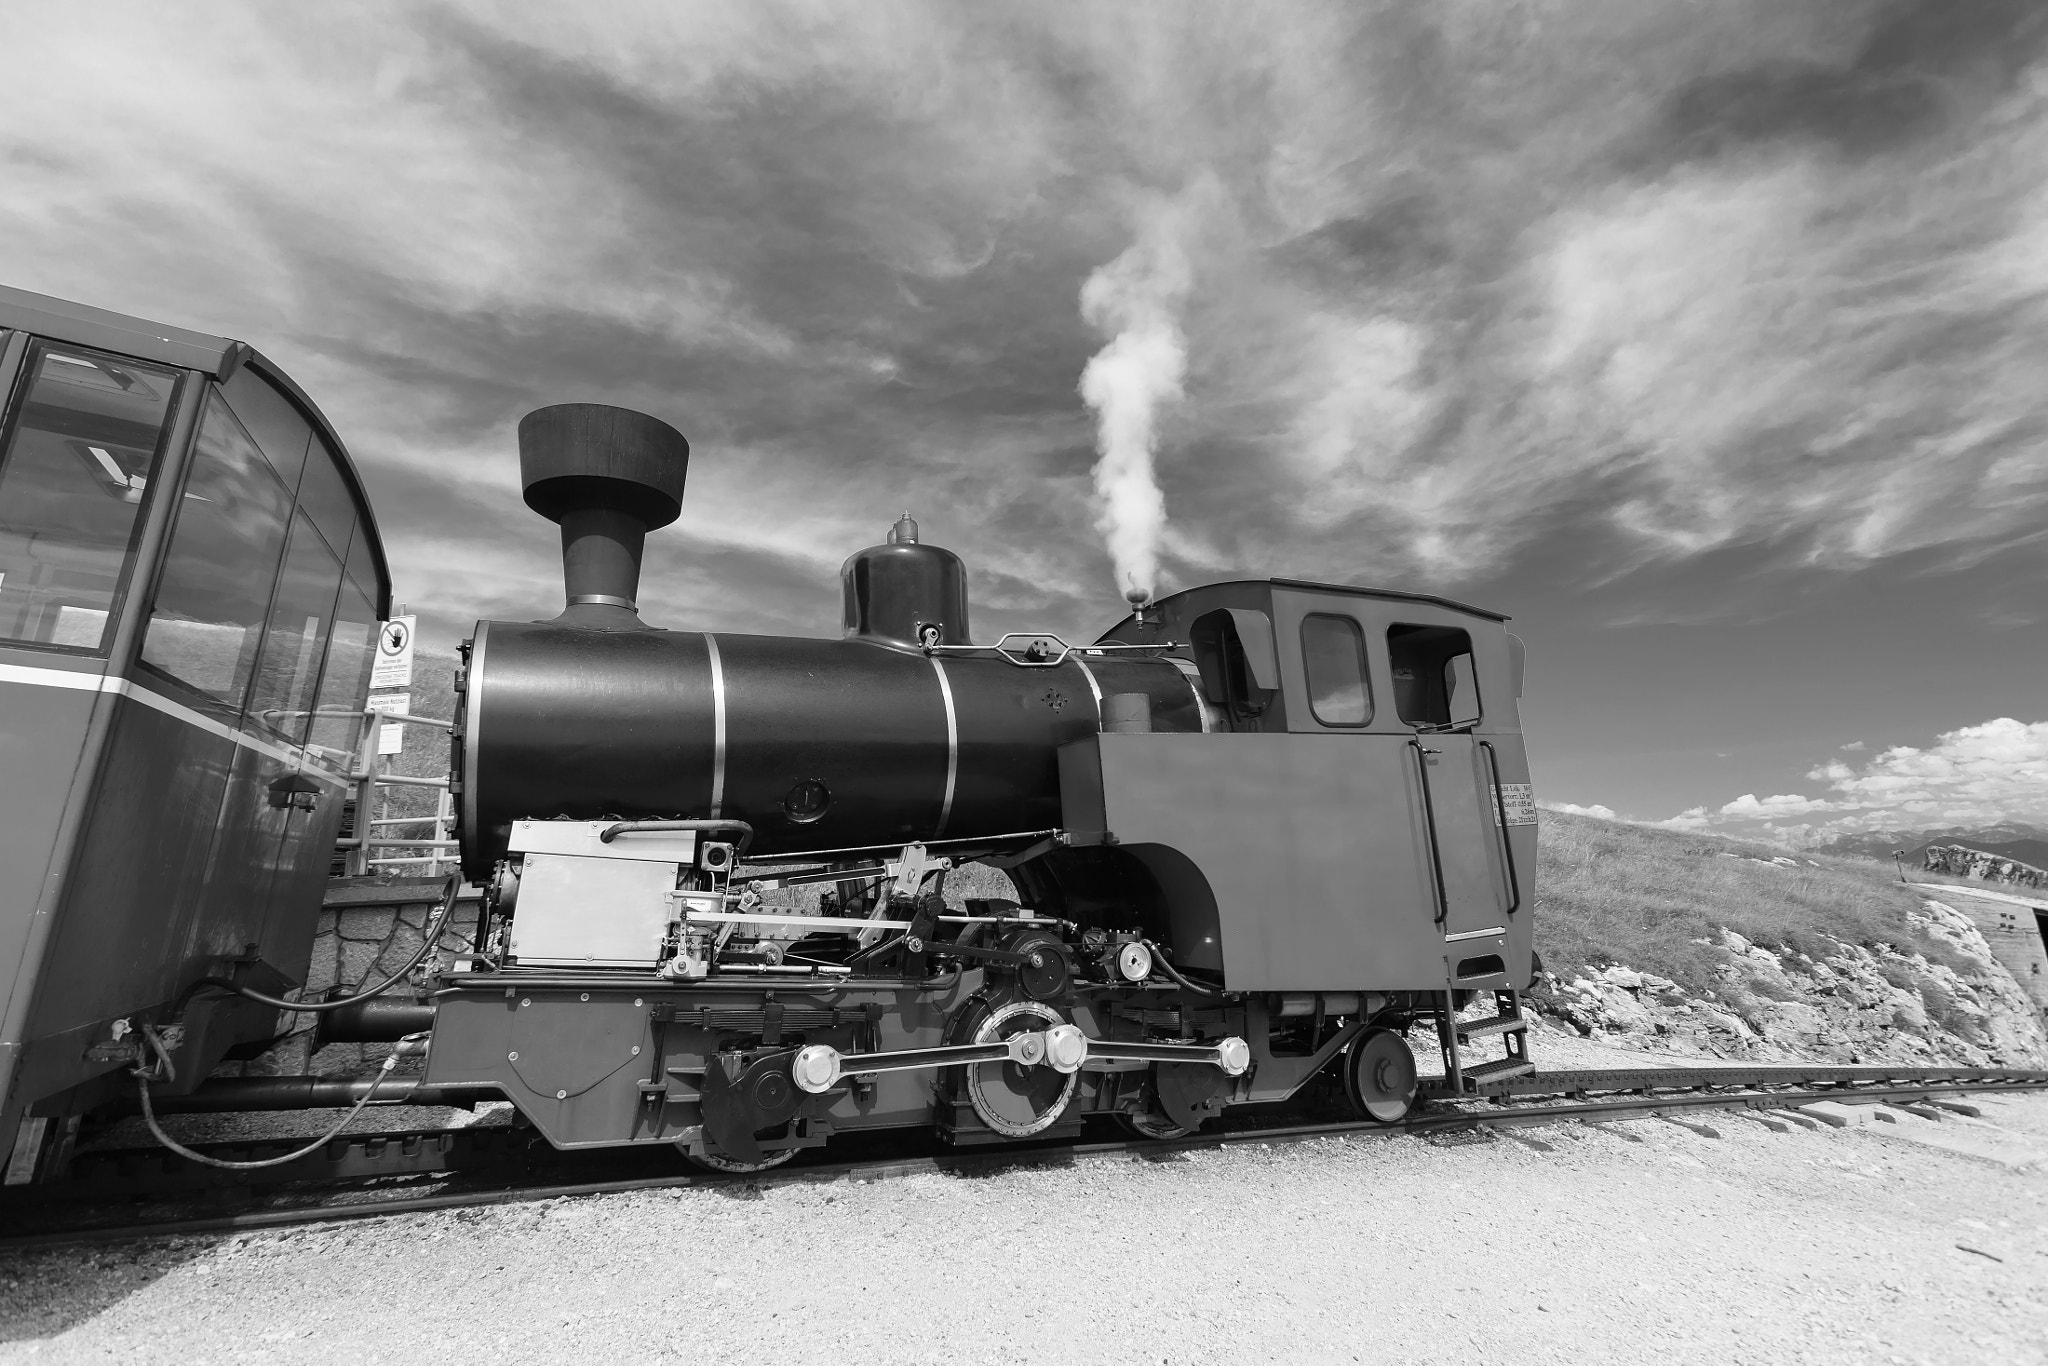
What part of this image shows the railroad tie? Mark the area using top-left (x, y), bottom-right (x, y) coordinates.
top-left (1655, 1113), bottom-right (1721, 1139)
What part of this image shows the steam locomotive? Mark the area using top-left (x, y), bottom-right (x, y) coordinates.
top-left (424, 403), bottom-right (1539, 1169)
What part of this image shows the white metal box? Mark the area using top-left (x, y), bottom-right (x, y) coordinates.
top-left (504, 820), bottom-right (691, 968)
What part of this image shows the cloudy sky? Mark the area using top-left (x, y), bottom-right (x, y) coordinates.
top-left (5, 1), bottom-right (2044, 842)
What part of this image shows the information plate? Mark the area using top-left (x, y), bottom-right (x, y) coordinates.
top-left (367, 691), bottom-right (409, 755)
top-left (1492, 783), bottom-right (1537, 827)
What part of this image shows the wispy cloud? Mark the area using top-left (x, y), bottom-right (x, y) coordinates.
top-left (4, 2), bottom-right (2046, 642)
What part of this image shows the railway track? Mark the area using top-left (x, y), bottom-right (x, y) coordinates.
top-left (5, 1063), bottom-right (2044, 1250)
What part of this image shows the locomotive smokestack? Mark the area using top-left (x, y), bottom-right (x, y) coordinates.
top-left (518, 403), bottom-right (690, 628)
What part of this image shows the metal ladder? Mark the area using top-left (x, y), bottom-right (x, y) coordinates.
top-left (1435, 979), bottom-right (1536, 1094)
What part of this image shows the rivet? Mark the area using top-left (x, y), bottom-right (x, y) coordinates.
top-left (556, 1089), bottom-right (568, 1099)
top-left (508, 1051), bottom-right (519, 1061)
top-left (580, 992), bottom-right (590, 1002)
top-left (631, 1045), bottom-right (642, 1056)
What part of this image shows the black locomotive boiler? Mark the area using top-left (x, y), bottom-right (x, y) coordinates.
top-left (424, 403), bottom-right (1539, 1167)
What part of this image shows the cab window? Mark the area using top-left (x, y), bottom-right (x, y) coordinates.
top-left (141, 391), bottom-right (293, 705)
top-left (1388, 623), bottom-right (1480, 728)
top-left (1300, 613), bottom-right (1371, 726)
top-left (0, 344), bottom-right (182, 652)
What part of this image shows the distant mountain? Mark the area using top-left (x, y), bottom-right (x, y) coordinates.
top-left (1816, 823), bottom-right (2048, 870)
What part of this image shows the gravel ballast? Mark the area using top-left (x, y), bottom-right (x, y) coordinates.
top-left (4, 1084), bottom-right (2046, 1365)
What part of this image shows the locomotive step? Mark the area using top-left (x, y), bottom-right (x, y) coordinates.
top-left (1455, 1013), bottom-right (1528, 1041)
top-left (1460, 1057), bottom-right (1537, 1085)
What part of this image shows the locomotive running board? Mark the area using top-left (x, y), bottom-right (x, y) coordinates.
top-left (790, 1030), bottom-right (1251, 1094)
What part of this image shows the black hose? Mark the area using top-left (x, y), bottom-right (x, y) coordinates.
top-left (133, 1030), bottom-right (404, 1170)
top-left (1140, 940), bottom-right (1218, 996)
top-left (176, 875), bottom-right (461, 1016)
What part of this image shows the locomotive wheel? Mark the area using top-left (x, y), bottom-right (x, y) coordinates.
top-left (964, 1000), bottom-right (1078, 1137)
top-left (680, 1143), bottom-right (799, 1175)
top-left (1345, 1027), bottom-right (1419, 1124)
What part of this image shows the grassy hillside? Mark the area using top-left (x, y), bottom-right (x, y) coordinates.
top-left (1532, 809), bottom-right (2048, 1064)
top-left (1534, 809), bottom-right (1975, 993)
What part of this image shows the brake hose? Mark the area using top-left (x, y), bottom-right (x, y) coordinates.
top-left (175, 875), bottom-right (461, 1016)
top-left (132, 1026), bottom-right (411, 1170)
top-left (1140, 940), bottom-right (1218, 996)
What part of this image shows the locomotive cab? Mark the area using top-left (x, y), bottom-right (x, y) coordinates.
top-left (1069, 580), bottom-right (1535, 996)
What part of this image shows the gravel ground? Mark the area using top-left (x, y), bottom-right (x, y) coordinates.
top-left (5, 1076), bottom-right (2046, 1365)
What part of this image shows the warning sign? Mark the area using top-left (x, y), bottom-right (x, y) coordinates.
top-left (1492, 783), bottom-right (1537, 827)
top-left (370, 615), bottom-right (415, 689)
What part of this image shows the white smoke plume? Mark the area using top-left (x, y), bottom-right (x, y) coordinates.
top-left (1078, 190), bottom-right (1200, 602)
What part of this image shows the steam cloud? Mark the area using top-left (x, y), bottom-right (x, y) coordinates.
top-left (1078, 190), bottom-right (1200, 603)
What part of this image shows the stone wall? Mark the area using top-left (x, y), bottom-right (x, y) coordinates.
top-left (1924, 844), bottom-right (2047, 889)
top-left (230, 878), bottom-right (483, 1079)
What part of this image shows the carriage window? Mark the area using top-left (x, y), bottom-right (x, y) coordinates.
top-left (141, 391), bottom-right (292, 705)
top-left (0, 345), bottom-right (181, 652)
top-left (247, 512), bottom-right (344, 742)
top-left (306, 563), bottom-right (378, 764)
top-left (219, 366), bottom-right (312, 496)
top-left (1300, 614), bottom-right (1371, 726)
top-left (293, 435), bottom-right (357, 560)
top-left (1388, 622), bottom-right (1480, 728)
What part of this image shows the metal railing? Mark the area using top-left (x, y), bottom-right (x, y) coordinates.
top-left (317, 706), bottom-right (457, 877)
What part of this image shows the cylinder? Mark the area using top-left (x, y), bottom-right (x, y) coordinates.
top-left (313, 995), bottom-right (436, 1047)
top-left (457, 625), bottom-right (1207, 878)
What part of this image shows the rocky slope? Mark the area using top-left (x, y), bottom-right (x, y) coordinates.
top-left (1532, 811), bottom-right (2048, 1069)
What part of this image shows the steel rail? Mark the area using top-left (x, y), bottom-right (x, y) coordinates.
top-left (5, 1065), bottom-right (2043, 1250)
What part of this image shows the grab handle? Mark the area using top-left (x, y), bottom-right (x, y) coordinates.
top-left (1477, 741), bottom-right (1522, 916)
top-left (1408, 740), bottom-right (1449, 928)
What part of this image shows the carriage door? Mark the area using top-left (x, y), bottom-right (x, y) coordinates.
top-left (1388, 624), bottom-right (1506, 938)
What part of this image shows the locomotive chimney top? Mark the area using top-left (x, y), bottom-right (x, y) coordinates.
top-left (518, 403), bottom-right (690, 629)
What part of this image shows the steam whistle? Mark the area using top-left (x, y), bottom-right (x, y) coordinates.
top-left (1124, 583), bottom-right (1160, 637)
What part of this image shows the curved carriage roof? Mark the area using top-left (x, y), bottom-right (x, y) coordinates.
top-left (0, 282), bottom-right (392, 615)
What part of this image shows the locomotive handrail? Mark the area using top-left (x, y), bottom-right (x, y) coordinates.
top-left (1407, 739), bottom-right (1450, 928)
top-left (1476, 740), bottom-right (1522, 917)
top-left (600, 818), bottom-right (755, 856)
top-left (738, 828), bottom-right (1064, 864)
top-left (922, 633), bottom-right (1182, 669)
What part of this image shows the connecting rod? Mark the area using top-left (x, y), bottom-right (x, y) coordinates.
top-left (790, 1029), bottom-right (1250, 1095)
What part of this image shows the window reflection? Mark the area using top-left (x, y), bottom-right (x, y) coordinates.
top-left (248, 512), bottom-right (343, 742)
top-left (0, 345), bottom-right (179, 651)
top-left (307, 569), bottom-right (378, 765)
top-left (141, 392), bottom-right (292, 705)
